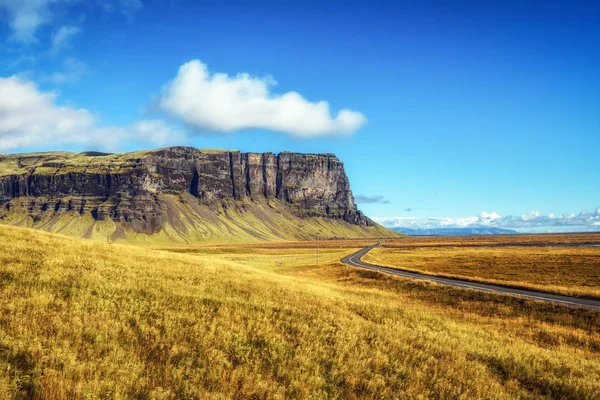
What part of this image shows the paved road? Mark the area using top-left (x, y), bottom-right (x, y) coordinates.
top-left (341, 242), bottom-right (600, 311)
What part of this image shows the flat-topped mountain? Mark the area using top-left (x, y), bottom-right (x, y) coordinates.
top-left (0, 147), bottom-right (395, 243)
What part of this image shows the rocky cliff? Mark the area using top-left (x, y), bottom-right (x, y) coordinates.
top-left (0, 147), bottom-right (387, 243)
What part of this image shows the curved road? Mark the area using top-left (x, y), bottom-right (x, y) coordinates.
top-left (341, 242), bottom-right (600, 311)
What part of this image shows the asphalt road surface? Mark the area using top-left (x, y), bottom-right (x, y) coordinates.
top-left (341, 242), bottom-right (600, 311)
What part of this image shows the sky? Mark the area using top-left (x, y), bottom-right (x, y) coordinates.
top-left (0, 0), bottom-right (598, 232)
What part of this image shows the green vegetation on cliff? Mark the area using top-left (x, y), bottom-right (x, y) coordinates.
top-left (2, 195), bottom-right (394, 244)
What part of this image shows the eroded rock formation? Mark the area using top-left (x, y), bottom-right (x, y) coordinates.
top-left (0, 147), bottom-right (373, 234)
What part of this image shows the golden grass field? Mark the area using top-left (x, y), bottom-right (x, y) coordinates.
top-left (364, 236), bottom-right (600, 299)
top-left (1, 225), bottom-right (599, 399)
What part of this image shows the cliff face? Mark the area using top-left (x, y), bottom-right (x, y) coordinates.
top-left (0, 147), bottom-right (373, 235)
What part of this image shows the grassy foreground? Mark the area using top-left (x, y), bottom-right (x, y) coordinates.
top-left (364, 240), bottom-right (600, 299)
top-left (0, 226), bottom-right (599, 399)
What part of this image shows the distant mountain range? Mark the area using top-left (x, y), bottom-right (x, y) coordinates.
top-left (392, 227), bottom-right (518, 236)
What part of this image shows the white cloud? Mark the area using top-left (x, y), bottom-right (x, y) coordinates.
top-left (478, 211), bottom-right (501, 222)
top-left (51, 25), bottom-right (80, 52)
top-left (0, 75), bottom-right (181, 152)
top-left (87, 119), bottom-right (184, 151)
top-left (374, 207), bottom-right (600, 231)
top-left (0, 75), bottom-right (95, 149)
top-left (130, 119), bottom-right (184, 145)
top-left (520, 210), bottom-right (541, 221)
top-left (159, 60), bottom-right (367, 137)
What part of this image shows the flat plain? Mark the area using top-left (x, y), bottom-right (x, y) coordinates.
top-left (1, 226), bottom-right (599, 399)
top-left (364, 234), bottom-right (600, 299)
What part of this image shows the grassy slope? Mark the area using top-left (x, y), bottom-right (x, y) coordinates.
top-left (0, 225), bottom-right (599, 399)
top-left (364, 243), bottom-right (600, 299)
top-left (2, 195), bottom-right (396, 245)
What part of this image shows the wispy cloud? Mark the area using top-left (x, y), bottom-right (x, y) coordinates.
top-left (0, 0), bottom-right (76, 43)
top-left (0, 0), bottom-right (143, 44)
top-left (5, 55), bottom-right (37, 70)
top-left (355, 195), bottom-right (390, 204)
top-left (159, 60), bottom-right (367, 137)
top-left (374, 208), bottom-right (600, 231)
top-left (43, 57), bottom-right (87, 84)
top-left (100, 0), bottom-right (143, 17)
top-left (0, 75), bottom-right (182, 152)
top-left (51, 25), bottom-right (80, 53)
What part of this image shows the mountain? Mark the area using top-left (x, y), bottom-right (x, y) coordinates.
top-left (391, 227), bottom-right (519, 236)
top-left (0, 147), bottom-right (396, 243)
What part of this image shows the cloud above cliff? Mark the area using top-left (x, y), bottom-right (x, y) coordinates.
top-left (355, 195), bottom-right (390, 204)
top-left (0, 75), bottom-right (181, 151)
top-left (374, 208), bottom-right (600, 231)
top-left (159, 60), bottom-right (367, 137)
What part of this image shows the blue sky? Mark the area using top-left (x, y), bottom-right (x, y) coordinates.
top-left (0, 0), bottom-right (599, 232)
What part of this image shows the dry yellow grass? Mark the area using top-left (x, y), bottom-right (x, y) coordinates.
top-left (0, 225), bottom-right (599, 399)
top-left (384, 232), bottom-right (600, 247)
top-left (364, 242), bottom-right (600, 299)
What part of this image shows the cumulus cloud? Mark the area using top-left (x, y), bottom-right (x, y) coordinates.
top-left (374, 208), bottom-right (600, 231)
top-left (0, 75), bottom-right (95, 149)
top-left (130, 119), bottom-right (184, 144)
top-left (159, 60), bottom-right (367, 137)
top-left (0, 75), bottom-right (181, 152)
top-left (355, 195), bottom-right (390, 204)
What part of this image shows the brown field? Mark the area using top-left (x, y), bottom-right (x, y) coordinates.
top-left (383, 232), bottom-right (600, 247)
top-left (0, 226), bottom-right (599, 399)
top-left (363, 234), bottom-right (600, 299)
